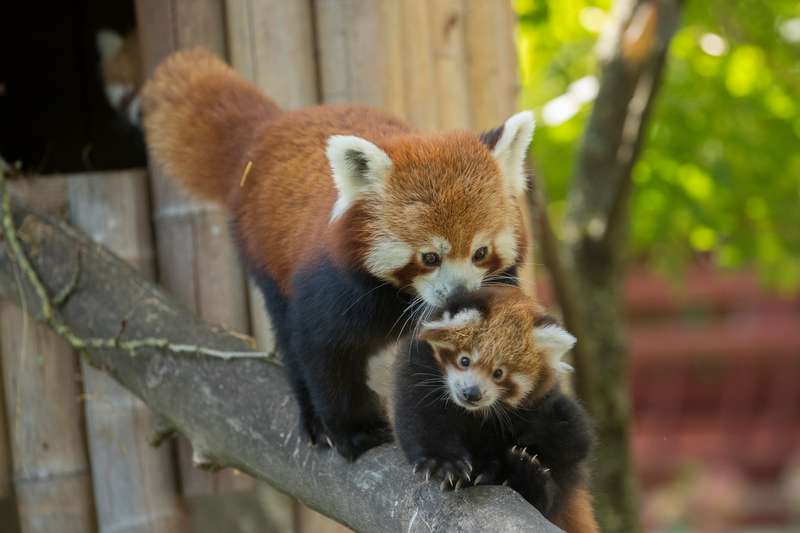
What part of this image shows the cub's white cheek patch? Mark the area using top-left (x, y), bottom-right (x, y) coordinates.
top-left (423, 308), bottom-right (483, 330)
top-left (508, 374), bottom-right (535, 404)
top-left (533, 324), bottom-right (577, 374)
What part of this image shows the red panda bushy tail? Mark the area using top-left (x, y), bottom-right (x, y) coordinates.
top-left (141, 47), bottom-right (282, 207)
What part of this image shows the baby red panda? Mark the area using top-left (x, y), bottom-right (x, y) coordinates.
top-left (376, 286), bottom-right (599, 533)
top-left (141, 49), bottom-right (534, 460)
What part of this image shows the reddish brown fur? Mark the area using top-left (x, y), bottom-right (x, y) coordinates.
top-left (141, 48), bottom-right (527, 295)
top-left (553, 483), bottom-right (601, 533)
top-left (419, 286), bottom-right (557, 407)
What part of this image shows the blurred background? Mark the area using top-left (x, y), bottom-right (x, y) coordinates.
top-left (518, 1), bottom-right (800, 531)
top-left (0, 0), bottom-right (798, 532)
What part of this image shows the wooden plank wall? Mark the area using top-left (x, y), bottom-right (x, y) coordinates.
top-left (67, 170), bottom-right (189, 533)
top-left (0, 178), bottom-right (97, 533)
top-left (134, 0), bottom-right (254, 496)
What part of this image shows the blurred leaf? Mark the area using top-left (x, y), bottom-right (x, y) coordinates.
top-left (519, 0), bottom-right (800, 292)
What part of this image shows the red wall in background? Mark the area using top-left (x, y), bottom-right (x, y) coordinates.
top-left (542, 268), bottom-right (800, 527)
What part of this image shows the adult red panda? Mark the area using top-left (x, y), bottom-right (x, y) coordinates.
top-left (370, 286), bottom-right (599, 533)
top-left (141, 48), bottom-right (534, 460)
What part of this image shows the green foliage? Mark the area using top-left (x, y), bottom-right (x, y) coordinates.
top-left (518, 0), bottom-right (800, 291)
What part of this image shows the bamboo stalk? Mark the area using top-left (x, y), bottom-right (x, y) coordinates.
top-left (67, 169), bottom-right (189, 533)
top-left (0, 177), bottom-right (96, 533)
top-left (134, 0), bottom-right (255, 495)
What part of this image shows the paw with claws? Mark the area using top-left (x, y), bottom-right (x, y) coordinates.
top-left (412, 456), bottom-right (473, 491)
top-left (504, 446), bottom-right (555, 514)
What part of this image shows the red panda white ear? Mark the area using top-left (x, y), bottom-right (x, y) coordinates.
top-left (327, 135), bottom-right (393, 223)
top-left (422, 309), bottom-right (483, 330)
top-left (532, 323), bottom-right (576, 375)
top-left (492, 111), bottom-right (535, 198)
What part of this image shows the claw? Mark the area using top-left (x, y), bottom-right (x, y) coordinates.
top-left (413, 465), bottom-right (419, 474)
top-left (511, 445), bottom-right (517, 451)
top-left (326, 437), bottom-right (334, 448)
top-left (474, 474), bottom-right (486, 486)
top-left (543, 468), bottom-right (550, 473)
top-left (446, 472), bottom-right (454, 485)
top-left (522, 447), bottom-right (527, 454)
top-left (502, 479), bottom-right (510, 487)
top-left (455, 478), bottom-right (465, 492)
top-left (464, 471), bottom-right (471, 482)
top-left (466, 461), bottom-right (473, 472)
top-left (425, 472), bottom-right (430, 483)
top-left (440, 480), bottom-right (450, 491)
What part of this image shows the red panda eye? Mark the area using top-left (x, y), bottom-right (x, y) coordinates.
top-left (493, 369), bottom-right (503, 379)
top-left (473, 247), bottom-right (487, 262)
top-left (459, 356), bottom-right (470, 367)
top-left (422, 252), bottom-right (440, 267)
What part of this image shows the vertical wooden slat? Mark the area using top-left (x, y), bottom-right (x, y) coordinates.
top-left (315, 0), bottom-right (405, 117)
top-left (0, 177), bottom-right (96, 533)
top-left (67, 170), bottom-right (189, 533)
top-left (428, 0), bottom-right (472, 130)
top-left (463, 0), bottom-right (519, 132)
top-left (400, 0), bottom-right (437, 132)
top-left (134, 0), bottom-right (254, 495)
top-left (0, 362), bottom-right (11, 499)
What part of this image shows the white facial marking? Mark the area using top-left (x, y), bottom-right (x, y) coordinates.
top-left (422, 308), bottom-right (483, 330)
top-left (412, 257), bottom-right (484, 307)
top-left (533, 324), bottom-right (576, 375)
top-left (445, 355), bottom-right (498, 411)
top-left (432, 237), bottom-right (452, 255)
top-left (327, 135), bottom-right (393, 223)
top-left (492, 110), bottom-right (535, 198)
top-left (493, 227), bottom-right (518, 266)
top-left (508, 373), bottom-right (535, 403)
top-left (366, 234), bottom-right (413, 279)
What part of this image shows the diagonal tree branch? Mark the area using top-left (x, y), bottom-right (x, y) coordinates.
top-left (0, 187), bottom-right (562, 533)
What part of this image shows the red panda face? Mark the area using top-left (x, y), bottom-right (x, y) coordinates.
top-left (327, 112), bottom-right (535, 308)
top-left (418, 286), bottom-right (576, 412)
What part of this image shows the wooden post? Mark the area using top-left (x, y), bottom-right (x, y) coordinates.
top-left (0, 177), bottom-right (96, 533)
top-left (428, 0), bottom-right (472, 130)
top-left (314, 0), bottom-right (405, 116)
top-left (67, 170), bottom-right (189, 533)
top-left (134, 0), bottom-right (254, 495)
top-left (400, 0), bottom-right (438, 132)
top-left (0, 362), bottom-right (11, 500)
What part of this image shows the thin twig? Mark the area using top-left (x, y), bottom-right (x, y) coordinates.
top-left (0, 170), bottom-right (277, 363)
top-left (52, 247), bottom-right (83, 305)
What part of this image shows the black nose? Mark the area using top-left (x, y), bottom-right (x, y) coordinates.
top-left (448, 285), bottom-right (468, 298)
top-left (463, 386), bottom-right (482, 402)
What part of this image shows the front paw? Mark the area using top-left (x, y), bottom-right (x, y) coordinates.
top-left (412, 456), bottom-right (473, 491)
top-left (333, 428), bottom-right (389, 461)
top-left (505, 447), bottom-right (555, 515)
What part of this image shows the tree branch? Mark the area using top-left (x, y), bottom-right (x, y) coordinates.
top-left (0, 184), bottom-right (562, 533)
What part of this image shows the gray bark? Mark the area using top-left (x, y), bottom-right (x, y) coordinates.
top-left (533, 1), bottom-right (684, 532)
top-left (0, 195), bottom-right (562, 533)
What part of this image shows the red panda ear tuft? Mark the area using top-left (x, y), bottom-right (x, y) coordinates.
top-left (327, 135), bottom-right (393, 223)
top-left (491, 110), bottom-right (535, 198)
top-left (532, 322), bottom-right (575, 375)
